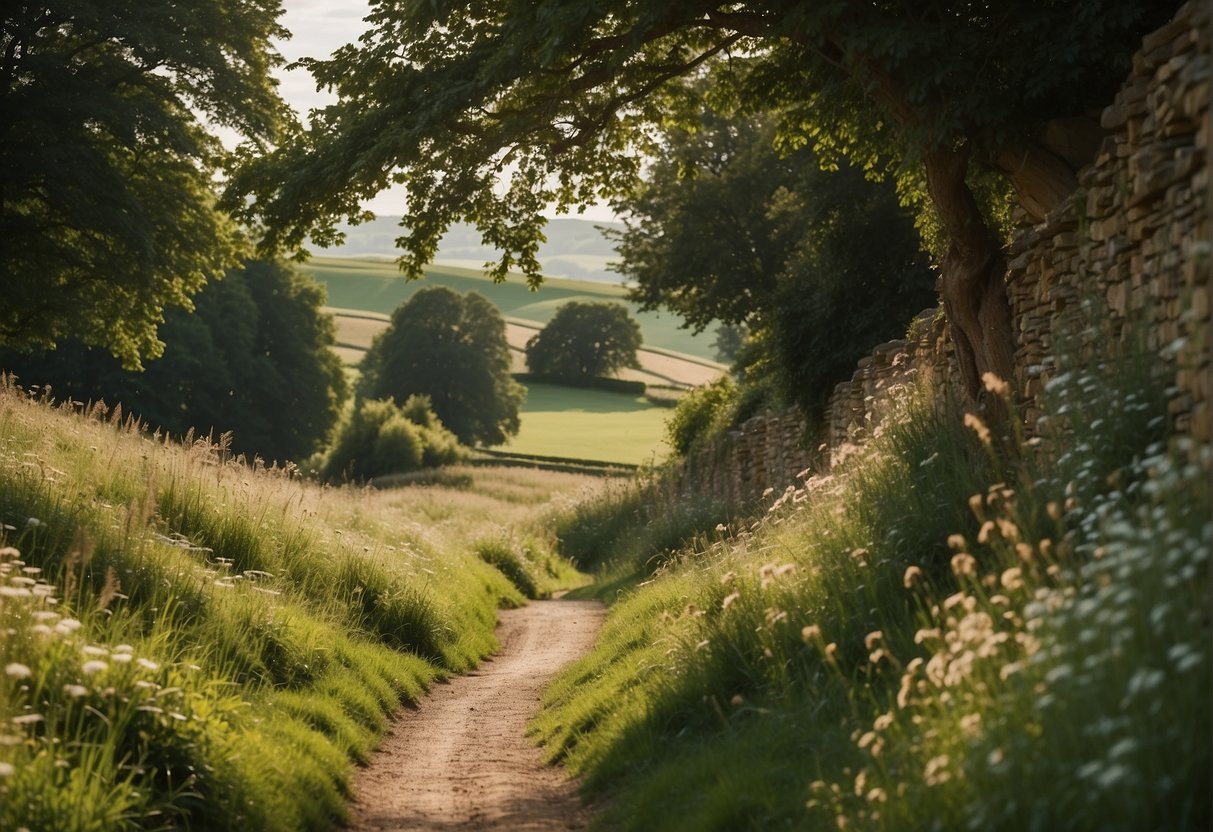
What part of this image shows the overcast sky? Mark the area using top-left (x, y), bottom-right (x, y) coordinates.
top-left (273, 0), bottom-right (618, 222)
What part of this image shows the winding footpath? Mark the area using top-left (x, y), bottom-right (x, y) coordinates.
top-left (346, 599), bottom-right (606, 831)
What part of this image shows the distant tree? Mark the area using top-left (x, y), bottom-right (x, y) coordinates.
top-left (525, 302), bottom-right (642, 380)
top-left (0, 261), bottom-right (346, 463)
top-left (615, 110), bottom-right (935, 418)
top-left (360, 287), bottom-right (524, 446)
top-left (2, 0), bottom-right (290, 368)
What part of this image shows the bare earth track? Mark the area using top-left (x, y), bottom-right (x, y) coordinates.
top-left (347, 599), bottom-right (606, 831)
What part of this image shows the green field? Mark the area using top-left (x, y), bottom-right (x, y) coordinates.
top-left (299, 256), bottom-right (719, 360)
top-left (503, 382), bottom-right (670, 465)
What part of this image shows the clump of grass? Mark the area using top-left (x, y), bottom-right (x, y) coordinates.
top-left (548, 474), bottom-right (743, 587)
top-left (474, 534), bottom-right (586, 600)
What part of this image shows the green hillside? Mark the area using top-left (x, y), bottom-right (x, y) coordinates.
top-left (298, 257), bottom-right (720, 361)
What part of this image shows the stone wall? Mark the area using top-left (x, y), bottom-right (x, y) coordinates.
top-left (671, 1), bottom-right (1209, 504)
top-left (1006, 0), bottom-right (1210, 441)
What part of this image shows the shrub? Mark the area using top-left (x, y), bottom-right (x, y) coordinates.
top-left (664, 376), bottom-right (736, 456)
top-left (320, 398), bottom-right (466, 483)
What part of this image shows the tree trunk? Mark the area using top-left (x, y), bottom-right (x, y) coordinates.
top-left (924, 143), bottom-right (1016, 414)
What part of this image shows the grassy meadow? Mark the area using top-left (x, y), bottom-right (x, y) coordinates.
top-left (503, 383), bottom-right (671, 466)
top-left (534, 325), bottom-right (1211, 830)
top-left (0, 380), bottom-right (597, 830)
top-left (298, 256), bottom-right (720, 361)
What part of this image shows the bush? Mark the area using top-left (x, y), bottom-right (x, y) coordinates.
top-left (664, 377), bottom-right (737, 456)
top-left (320, 398), bottom-right (466, 482)
top-left (371, 416), bottom-right (424, 475)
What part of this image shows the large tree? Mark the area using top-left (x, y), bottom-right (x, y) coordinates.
top-left (526, 301), bottom-right (642, 380)
top-left (1, 0), bottom-right (290, 368)
top-left (227, 0), bottom-right (1169, 406)
top-left (359, 286), bottom-right (524, 446)
top-left (0, 261), bottom-right (347, 463)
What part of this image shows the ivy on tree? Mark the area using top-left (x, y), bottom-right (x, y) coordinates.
top-left (359, 287), bottom-right (525, 447)
top-left (1, 0), bottom-right (290, 368)
top-left (227, 0), bottom-right (1167, 404)
top-left (526, 302), bottom-right (642, 380)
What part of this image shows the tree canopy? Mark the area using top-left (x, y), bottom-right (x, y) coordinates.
top-left (1, 0), bottom-right (290, 368)
top-left (526, 302), bottom-right (641, 379)
top-left (615, 108), bottom-right (936, 417)
top-left (0, 260), bottom-right (347, 463)
top-left (228, 0), bottom-right (1168, 401)
top-left (359, 287), bottom-right (524, 446)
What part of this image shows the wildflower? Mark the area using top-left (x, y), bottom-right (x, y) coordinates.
top-left (110, 653), bottom-right (132, 663)
top-left (136, 658), bottom-right (159, 672)
top-left (947, 534), bottom-right (967, 551)
top-left (0, 762), bottom-right (12, 777)
top-left (963, 412), bottom-right (991, 446)
top-left (874, 712), bottom-right (894, 731)
top-left (1000, 568), bottom-right (1025, 591)
top-left (914, 628), bottom-right (941, 644)
top-left (63, 684), bottom-right (88, 698)
top-left (82, 660), bottom-right (107, 675)
top-left (903, 565), bottom-right (924, 589)
top-left (1015, 542), bottom-right (1035, 562)
top-left (801, 624), bottom-right (821, 642)
top-left (721, 592), bottom-right (740, 610)
top-left (977, 521), bottom-right (996, 544)
top-left (4, 663), bottom-right (31, 679)
top-left (951, 553), bottom-right (977, 577)
top-left (11, 714), bottom-right (43, 725)
top-left (924, 754), bottom-right (952, 786)
top-left (982, 372), bottom-right (1010, 397)
top-left (864, 630), bottom-right (883, 650)
top-left (960, 713), bottom-right (982, 737)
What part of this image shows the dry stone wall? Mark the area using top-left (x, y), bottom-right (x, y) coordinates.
top-left (671, 1), bottom-right (1209, 505)
top-left (1006, 0), bottom-right (1210, 442)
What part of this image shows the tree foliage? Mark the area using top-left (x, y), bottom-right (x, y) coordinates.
top-left (227, 0), bottom-right (1167, 401)
top-left (1, 0), bottom-right (290, 368)
top-left (359, 287), bottom-right (524, 446)
top-left (0, 261), bottom-right (346, 463)
top-left (525, 302), bottom-right (642, 379)
top-left (318, 396), bottom-right (465, 483)
top-left (617, 109), bottom-right (936, 417)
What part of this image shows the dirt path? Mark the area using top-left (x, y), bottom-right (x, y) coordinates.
top-left (346, 599), bottom-right (606, 831)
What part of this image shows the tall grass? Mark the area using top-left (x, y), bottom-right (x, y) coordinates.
top-left (533, 312), bottom-right (1209, 830)
top-left (0, 380), bottom-right (592, 830)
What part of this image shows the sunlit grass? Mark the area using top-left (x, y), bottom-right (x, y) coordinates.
top-left (534, 312), bottom-right (1209, 830)
top-left (0, 380), bottom-right (594, 830)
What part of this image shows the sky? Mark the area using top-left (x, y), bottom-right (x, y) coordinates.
top-left (273, 0), bottom-right (619, 223)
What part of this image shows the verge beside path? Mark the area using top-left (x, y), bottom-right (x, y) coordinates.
top-left (346, 599), bottom-right (606, 831)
